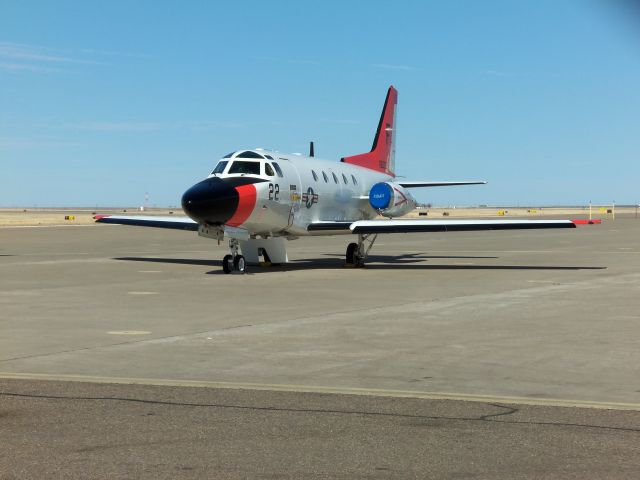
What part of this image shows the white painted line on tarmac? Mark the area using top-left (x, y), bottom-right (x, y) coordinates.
top-left (0, 225), bottom-right (96, 229)
top-left (1, 372), bottom-right (638, 412)
top-left (127, 291), bottom-right (158, 295)
top-left (137, 270), bottom-right (162, 273)
top-left (18, 252), bottom-right (90, 256)
top-left (107, 331), bottom-right (152, 335)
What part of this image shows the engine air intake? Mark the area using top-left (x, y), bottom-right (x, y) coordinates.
top-left (368, 182), bottom-right (416, 218)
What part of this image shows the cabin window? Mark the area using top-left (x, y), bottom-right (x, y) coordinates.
top-left (265, 163), bottom-right (275, 176)
top-left (236, 150), bottom-right (265, 159)
top-left (342, 173), bottom-right (348, 184)
top-left (264, 154), bottom-right (274, 160)
top-left (272, 162), bottom-right (284, 177)
top-left (312, 170), bottom-right (318, 181)
top-left (351, 174), bottom-right (358, 185)
top-left (228, 161), bottom-right (261, 175)
top-left (322, 171), bottom-right (328, 183)
top-left (211, 161), bottom-right (228, 175)
top-left (332, 172), bottom-right (338, 184)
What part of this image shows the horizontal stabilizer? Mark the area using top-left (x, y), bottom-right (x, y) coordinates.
top-left (95, 215), bottom-right (198, 231)
top-left (350, 219), bottom-right (576, 234)
top-left (398, 181), bottom-right (487, 188)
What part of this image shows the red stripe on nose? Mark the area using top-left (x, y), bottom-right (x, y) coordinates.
top-left (226, 184), bottom-right (257, 227)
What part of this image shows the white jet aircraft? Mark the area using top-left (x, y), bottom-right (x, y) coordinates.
top-left (96, 86), bottom-right (575, 273)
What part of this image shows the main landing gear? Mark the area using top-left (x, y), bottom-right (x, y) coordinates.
top-left (345, 233), bottom-right (377, 268)
top-left (223, 238), bottom-right (246, 274)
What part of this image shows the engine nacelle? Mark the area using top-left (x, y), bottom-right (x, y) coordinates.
top-left (368, 182), bottom-right (416, 218)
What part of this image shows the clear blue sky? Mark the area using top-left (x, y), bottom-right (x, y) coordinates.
top-left (1, 0), bottom-right (639, 207)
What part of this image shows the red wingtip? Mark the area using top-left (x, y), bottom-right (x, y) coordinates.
top-left (572, 219), bottom-right (602, 225)
top-left (94, 215), bottom-right (110, 220)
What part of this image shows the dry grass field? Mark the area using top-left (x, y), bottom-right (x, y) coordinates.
top-left (0, 208), bottom-right (180, 226)
top-left (0, 205), bottom-right (634, 227)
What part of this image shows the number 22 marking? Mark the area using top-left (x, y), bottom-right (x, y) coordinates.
top-left (268, 183), bottom-right (279, 201)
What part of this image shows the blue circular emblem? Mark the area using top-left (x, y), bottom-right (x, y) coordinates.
top-left (369, 182), bottom-right (392, 210)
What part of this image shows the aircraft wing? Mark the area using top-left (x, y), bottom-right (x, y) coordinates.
top-left (398, 181), bottom-right (487, 188)
top-left (94, 215), bottom-right (199, 231)
top-left (349, 219), bottom-right (576, 234)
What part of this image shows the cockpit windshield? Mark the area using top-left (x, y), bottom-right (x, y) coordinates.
top-left (211, 160), bottom-right (228, 175)
top-left (236, 151), bottom-right (265, 159)
top-left (228, 160), bottom-right (261, 175)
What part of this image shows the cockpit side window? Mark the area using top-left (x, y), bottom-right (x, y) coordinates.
top-left (265, 163), bottom-right (275, 176)
top-left (223, 152), bottom-right (235, 158)
top-left (271, 162), bottom-right (284, 177)
top-left (237, 150), bottom-right (265, 159)
top-left (228, 161), bottom-right (261, 175)
top-left (211, 161), bottom-right (228, 175)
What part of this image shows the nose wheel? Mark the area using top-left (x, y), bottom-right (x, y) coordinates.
top-left (233, 255), bottom-right (246, 273)
top-left (223, 239), bottom-right (247, 274)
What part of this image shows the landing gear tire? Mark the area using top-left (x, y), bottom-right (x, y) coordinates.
top-left (222, 254), bottom-right (233, 274)
top-left (233, 255), bottom-right (246, 274)
top-left (346, 243), bottom-right (358, 266)
top-left (223, 238), bottom-right (246, 274)
top-left (346, 234), bottom-right (377, 268)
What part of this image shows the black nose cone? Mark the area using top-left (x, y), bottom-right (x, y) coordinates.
top-left (181, 178), bottom-right (239, 224)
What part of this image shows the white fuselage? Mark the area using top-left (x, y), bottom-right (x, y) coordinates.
top-left (207, 149), bottom-right (396, 237)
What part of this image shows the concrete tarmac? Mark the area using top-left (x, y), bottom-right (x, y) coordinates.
top-left (2, 380), bottom-right (639, 479)
top-left (1, 219), bottom-right (640, 477)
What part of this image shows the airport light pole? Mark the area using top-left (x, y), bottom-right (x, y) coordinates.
top-left (612, 201), bottom-right (615, 221)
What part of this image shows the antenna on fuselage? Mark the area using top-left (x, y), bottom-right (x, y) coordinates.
top-left (309, 141), bottom-right (315, 157)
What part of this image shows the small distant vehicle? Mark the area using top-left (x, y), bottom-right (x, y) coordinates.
top-left (96, 86), bottom-right (575, 273)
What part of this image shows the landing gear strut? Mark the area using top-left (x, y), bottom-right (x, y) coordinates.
top-left (345, 233), bottom-right (377, 267)
top-left (223, 238), bottom-right (246, 274)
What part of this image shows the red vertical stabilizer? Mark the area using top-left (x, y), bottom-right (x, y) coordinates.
top-left (341, 86), bottom-right (397, 176)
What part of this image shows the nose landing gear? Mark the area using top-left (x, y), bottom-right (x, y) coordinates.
top-left (345, 233), bottom-right (377, 268)
top-left (223, 238), bottom-right (246, 274)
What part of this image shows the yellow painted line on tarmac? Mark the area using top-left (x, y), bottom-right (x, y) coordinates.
top-left (1, 372), bottom-right (639, 411)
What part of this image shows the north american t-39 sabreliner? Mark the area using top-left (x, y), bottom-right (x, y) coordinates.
top-left (96, 86), bottom-right (576, 273)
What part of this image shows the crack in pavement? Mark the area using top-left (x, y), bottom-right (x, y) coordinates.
top-left (2, 391), bottom-right (639, 434)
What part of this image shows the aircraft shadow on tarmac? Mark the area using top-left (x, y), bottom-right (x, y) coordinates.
top-left (114, 256), bottom-right (605, 275)
top-left (115, 257), bottom-right (219, 267)
top-left (322, 253), bottom-right (499, 261)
